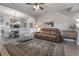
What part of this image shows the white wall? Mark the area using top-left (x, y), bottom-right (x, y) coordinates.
top-left (36, 12), bottom-right (75, 30)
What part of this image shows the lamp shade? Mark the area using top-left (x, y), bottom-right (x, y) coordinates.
top-left (35, 25), bottom-right (39, 28)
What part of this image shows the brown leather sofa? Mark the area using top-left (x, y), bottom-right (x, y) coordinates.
top-left (34, 28), bottom-right (63, 43)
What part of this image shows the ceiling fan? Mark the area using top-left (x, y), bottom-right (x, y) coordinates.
top-left (26, 3), bottom-right (44, 10)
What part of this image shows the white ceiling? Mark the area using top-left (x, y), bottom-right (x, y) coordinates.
top-left (0, 3), bottom-right (79, 18)
top-left (0, 4), bottom-right (29, 18)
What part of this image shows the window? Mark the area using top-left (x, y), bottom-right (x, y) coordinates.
top-left (75, 19), bottom-right (79, 28)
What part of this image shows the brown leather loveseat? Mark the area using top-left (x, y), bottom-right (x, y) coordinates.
top-left (34, 28), bottom-right (63, 43)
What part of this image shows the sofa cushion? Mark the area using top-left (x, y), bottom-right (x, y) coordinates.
top-left (35, 33), bottom-right (48, 40)
top-left (36, 33), bottom-right (48, 37)
top-left (40, 31), bottom-right (49, 34)
top-left (50, 32), bottom-right (57, 35)
top-left (47, 35), bottom-right (57, 39)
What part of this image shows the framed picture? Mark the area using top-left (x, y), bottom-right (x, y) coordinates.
top-left (29, 23), bottom-right (33, 28)
top-left (6, 22), bottom-right (9, 25)
top-left (45, 22), bottom-right (54, 27)
top-left (0, 16), bottom-right (4, 25)
top-left (24, 23), bottom-right (27, 28)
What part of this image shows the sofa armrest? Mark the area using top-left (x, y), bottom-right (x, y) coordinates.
top-left (56, 31), bottom-right (63, 42)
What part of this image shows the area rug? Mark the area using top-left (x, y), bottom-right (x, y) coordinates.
top-left (4, 39), bottom-right (64, 56)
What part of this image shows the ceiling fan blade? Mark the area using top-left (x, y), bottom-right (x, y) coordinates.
top-left (39, 3), bottom-right (44, 4)
top-left (26, 3), bottom-right (44, 5)
top-left (26, 3), bottom-right (34, 5)
top-left (40, 7), bottom-right (43, 10)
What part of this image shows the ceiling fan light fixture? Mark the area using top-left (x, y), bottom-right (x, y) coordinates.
top-left (33, 5), bottom-right (40, 10)
top-left (26, 3), bottom-right (44, 11)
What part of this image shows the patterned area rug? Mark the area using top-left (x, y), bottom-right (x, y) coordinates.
top-left (4, 39), bottom-right (64, 56)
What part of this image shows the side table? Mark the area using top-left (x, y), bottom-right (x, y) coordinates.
top-left (61, 30), bottom-right (77, 44)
